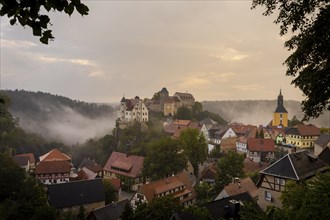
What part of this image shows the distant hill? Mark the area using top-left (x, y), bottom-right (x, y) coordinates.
top-left (2, 90), bottom-right (116, 145)
top-left (201, 100), bottom-right (330, 128)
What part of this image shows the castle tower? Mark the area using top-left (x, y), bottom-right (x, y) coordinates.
top-left (272, 89), bottom-right (288, 127)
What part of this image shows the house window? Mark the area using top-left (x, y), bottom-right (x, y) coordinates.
top-left (265, 191), bottom-right (272, 201)
top-left (275, 178), bottom-right (279, 184)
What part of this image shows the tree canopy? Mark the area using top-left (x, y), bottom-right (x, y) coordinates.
top-left (143, 137), bottom-right (187, 181)
top-left (215, 152), bottom-right (244, 192)
top-left (0, 0), bottom-right (89, 44)
top-left (0, 153), bottom-right (57, 220)
top-left (179, 128), bottom-right (208, 178)
top-left (252, 0), bottom-right (330, 120)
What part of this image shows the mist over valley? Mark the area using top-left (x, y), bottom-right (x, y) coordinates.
top-left (2, 90), bottom-right (328, 146)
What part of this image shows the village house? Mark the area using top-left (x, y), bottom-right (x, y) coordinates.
top-left (87, 199), bottom-right (129, 220)
top-left (247, 138), bottom-right (275, 163)
top-left (13, 153), bottom-right (36, 172)
top-left (257, 150), bottom-right (328, 210)
top-left (229, 123), bottom-right (257, 138)
top-left (163, 119), bottom-right (200, 139)
top-left (285, 124), bottom-right (321, 149)
top-left (236, 136), bottom-right (248, 154)
top-left (314, 133), bottom-right (330, 156)
top-left (199, 163), bottom-right (217, 185)
top-left (36, 160), bottom-right (71, 184)
top-left (214, 177), bottom-right (258, 201)
top-left (117, 96), bottom-right (149, 123)
top-left (243, 157), bottom-right (269, 176)
top-left (48, 179), bottom-right (105, 214)
top-left (130, 171), bottom-right (196, 209)
top-left (220, 137), bottom-right (238, 153)
top-left (203, 192), bottom-right (260, 220)
top-left (78, 158), bottom-right (103, 177)
top-left (35, 149), bottom-right (72, 184)
top-left (103, 151), bottom-right (144, 191)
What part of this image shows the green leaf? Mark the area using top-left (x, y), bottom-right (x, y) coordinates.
top-left (40, 36), bottom-right (49, 44)
top-left (18, 17), bottom-right (27, 26)
top-left (43, 2), bottom-right (51, 12)
top-left (10, 18), bottom-right (16, 25)
top-left (32, 22), bottom-right (42, 36)
top-left (64, 3), bottom-right (74, 16)
top-left (39, 15), bottom-right (50, 28)
top-left (76, 4), bottom-right (89, 16)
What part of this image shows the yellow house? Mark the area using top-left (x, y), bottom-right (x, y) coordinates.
top-left (285, 124), bottom-right (321, 148)
top-left (272, 90), bottom-right (288, 127)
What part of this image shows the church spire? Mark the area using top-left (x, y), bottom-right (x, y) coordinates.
top-left (275, 89), bottom-right (287, 113)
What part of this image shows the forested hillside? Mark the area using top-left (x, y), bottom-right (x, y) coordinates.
top-left (2, 90), bottom-right (116, 145)
top-left (202, 100), bottom-right (329, 128)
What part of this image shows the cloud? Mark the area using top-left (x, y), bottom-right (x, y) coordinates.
top-left (0, 39), bottom-right (37, 48)
top-left (210, 48), bottom-right (249, 62)
top-left (37, 56), bottom-right (95, 66)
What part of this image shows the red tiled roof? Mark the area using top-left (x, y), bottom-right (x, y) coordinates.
top-left (39, 149), bottom-right (71, 162)
top-left (103, 152), bottom-right (144, 178)
top-left (85, 164), bottom-right (103, 173)
top-left (224, 177), bottom-right (258, 198)
top-left (243, 158), bottom-right (269, 173)
top-left (137, 171), bottom-right (195, 203)
top-left (15, 153), bottom-right (36, 163)
top-left (200, 163), bottom-right (217, 180)
top-left (297, 124), bottom-right (321, 136)
top-left (76, 167), bottom-right (97, 180)
top-left (247, 138), bottom-right (275, 152)
top-left (35, 160), bottom-right (71, 174)
top-left (173, 120), bottom-right (191, 127)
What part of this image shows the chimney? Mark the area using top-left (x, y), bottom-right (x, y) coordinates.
top-left (228, 200), bottom-right (240, 219)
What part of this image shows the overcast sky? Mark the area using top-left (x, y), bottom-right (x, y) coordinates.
top-left (0, 1), bottom-right (304, 104)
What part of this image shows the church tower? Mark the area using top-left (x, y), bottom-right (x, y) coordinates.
top-left (272, 89), bottom-right (288, 127)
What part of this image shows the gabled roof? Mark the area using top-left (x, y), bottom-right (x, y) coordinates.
top-left (173, 120), bottom-right (191, 127)
top-left (260, 150), bottom-right (328, 180)
top-left (243, 158), bottom-right (268, 174)
top-left (315, 133), bottom-right (330, 148)
top-left (88, 199), bottom-right (129, 220)
top-left (76, 167), bottom-right (97, 180)
top-left (35, 160), bottom-right (71, 174)
top-left (204, 192), bottom-right (258, 220)
top-left (247, 138), bottom-right (275, 152)
top-left (173, 92), bottom-right (195, 100)
top-left (78, 158), bottom-right (103, 174)
top-left (48, 179), bottom-right (105, 209)
top-left (137, 171), bottom-right (195, 203)
top-left (200, 163), bottom-right (217, 180)
top-left (318, 147), bottom-right (330, 166)
top-left (286, 124), bottom-right (321, 136)
top-left (13, 155), bottom-right (29, 167)
top-left (39, 149), bottom-right (71, 162)
top-left (14, 153), bottom-right (35, 163)
top-left (222, 177), bottom-right (258, 198)
top-left (103, 152), bottom-right (144, 178)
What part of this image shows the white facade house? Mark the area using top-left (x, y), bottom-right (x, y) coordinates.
top-left (212, 127), bottom-right (237, 145)
top-left (118, 96), bottom-right (149, 122)
top-left (236, 137), bottom-right (248, 154)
